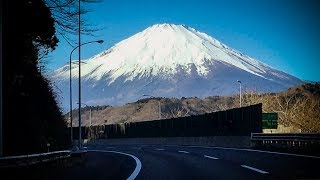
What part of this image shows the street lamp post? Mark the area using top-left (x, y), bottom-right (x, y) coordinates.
top-left (237, 80), bottom-right (242, 107)
top-left (78, 0), bottom-right (81, 150)
top-left (69, 40), bottom-right (103, 147)
top-left (143, 94), bottom-right (161, 119)
top-left (158, 101), bottom-right (161, 120)
top-left (89, 107), bottom-right (92, 127)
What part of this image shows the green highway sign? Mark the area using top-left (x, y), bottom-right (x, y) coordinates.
top-left (262, 113), bottom-right (278, 129)
top-left (262, 113), bottom-right (278, 120)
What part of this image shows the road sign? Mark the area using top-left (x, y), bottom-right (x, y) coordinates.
top-left (262, 113), bottom-right (278, 129)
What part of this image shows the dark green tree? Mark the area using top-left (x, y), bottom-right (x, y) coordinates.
top-left (3, 0), bottom-right (69, 155)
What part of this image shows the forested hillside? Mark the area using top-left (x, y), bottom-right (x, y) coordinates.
top-left (70, 83), bottom-right (320, 133)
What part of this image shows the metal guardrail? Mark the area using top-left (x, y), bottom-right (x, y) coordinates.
top-left (251, 133), bottom-right (320, 148)
top-left (0, 150), bottom-right (71, 168)
top-left (251, 133), bottom-right (320, 142)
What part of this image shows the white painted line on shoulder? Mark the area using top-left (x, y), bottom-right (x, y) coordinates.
top-left (241, 165), bottom-right (269, 174)
top-left (178, 150), bottom-right (189, 154)
top-left (155, 148), bottom-right (165, 151)
top-left (28, 161), bottom-right (39, 165)
top-left (169, 145), bottom-right (320, 159)
top-left (89, 150), bottom-right (142, 180)
top-left (204, 155), bottom-right (219, 160)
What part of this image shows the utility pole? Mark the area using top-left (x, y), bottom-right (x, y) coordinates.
top-left (69, 47), bottom-right (73, 145)
top-left (0, 0), bottom-right (3, 156)
top-left (78, 0), bottom-right (82, 149)
top-left (89, 107), bottom-right (92, 127)
top-left (158, 101), bottom-right (161, 120)
top-left (237, 80), bottom-right (242, 107)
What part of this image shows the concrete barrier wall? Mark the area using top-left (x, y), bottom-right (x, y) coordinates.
top-left (87, 136), bottom-right (252, 148)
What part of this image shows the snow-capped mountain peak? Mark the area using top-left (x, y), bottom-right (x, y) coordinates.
top-left (51, 23), bottom-right (303, 110)
top-left (54, 24), bottom-right (270, 82)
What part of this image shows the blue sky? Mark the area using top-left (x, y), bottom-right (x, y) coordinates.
top-left (47, 0), bottom-right (320, 82)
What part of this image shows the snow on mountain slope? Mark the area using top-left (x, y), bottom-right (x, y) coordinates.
top-left (51, 24), bottom-right (304, 111)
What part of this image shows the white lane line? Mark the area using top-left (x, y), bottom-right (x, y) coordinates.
top-left (165, 145), bottom-right (320, 159)
top-left (89, 150), bottom-right (142, 180)
top-left (155, 148), bottom-right (165, 151)
top-left (204, 155), bottom-right (219, 160)
top-left (241, 165), bottom-right (269, 174)
top-left (178, 150), bottom-right (189, 154)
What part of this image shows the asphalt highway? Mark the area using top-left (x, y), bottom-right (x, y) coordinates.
top-left (86, 144), bottom-right (320, 179)
top-left (3, 144), bottom-right (319, 179)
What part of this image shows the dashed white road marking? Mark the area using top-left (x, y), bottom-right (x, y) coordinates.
top-left (155, 148), bottom-right (165, 151)
top-left (178, 150), bottom-right (189, 154)
top-left (204, 155), bottom-right (219, 160)
top-left (89, 150), bottom-right (142, 180)
top-left (241, 165), bottom-right (269, 174)
top-left (172, 145), bottom-right (320, 159)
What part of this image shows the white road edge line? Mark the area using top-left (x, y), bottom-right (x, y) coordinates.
top-left (204, 155), bottom-right (218, 160)
top-left (89, 150), bottom-right (142, 180)
top-left (163, 145), bottom-right (320, 159)
top-left (178, 150), bottom-right (189, 154)
top-left (155, 148), bottom-right (164, 151)
top-left (241, 165), bottom-right (269, 174)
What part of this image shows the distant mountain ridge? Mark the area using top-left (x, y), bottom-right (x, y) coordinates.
top-left (51, 23), bottom-right (304, 111)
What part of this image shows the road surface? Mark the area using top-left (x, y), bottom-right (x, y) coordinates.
top-left (3, 144), bottom-right (320, 179)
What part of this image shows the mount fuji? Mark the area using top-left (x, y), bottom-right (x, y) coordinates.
top-left (51, 24), bottom-right (304, 111)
